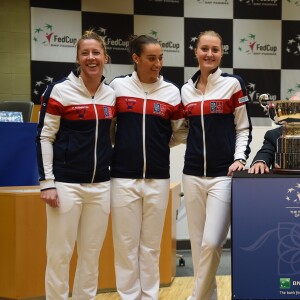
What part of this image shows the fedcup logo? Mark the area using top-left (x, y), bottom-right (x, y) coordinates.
top-left (280, 278), bottom-right (291, 289)
top-left (238, 33), bottom-right (277, 56)
top-left (33, 23), bottom-right (54, 46)
top-left (97, 26), bottom-right (129, 51)
top-left (238, 34), bottom-right (257, 54)
top-left (33, 23), bottom-right (77, 48)
top-left (246, 81), bottom-right (276, 104)
top-left (149, 29), bottom-right (180, 53)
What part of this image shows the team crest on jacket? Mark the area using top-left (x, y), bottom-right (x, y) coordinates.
top-left (153, 103), bottom-right (166, 116)
top-left (74, 106), bottom-right (87, 119)
top-left (125, 98), bottom-right (136, 110)
top-left (186, 103), bottom-right (196, 115)
top-left (103, 106), bottom-right (112, 118)
top-left (210, 101), bottom-right (223, 113)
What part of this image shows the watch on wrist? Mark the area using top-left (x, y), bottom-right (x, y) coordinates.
top-left (236, 159), bottom-right (246, 166)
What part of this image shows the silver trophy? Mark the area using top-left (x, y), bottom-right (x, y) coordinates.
top-left (259, 94), bottom-right (300, 174)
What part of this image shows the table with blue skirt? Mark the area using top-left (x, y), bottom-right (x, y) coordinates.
top-left (0, 122), bottom-right (39, 186)
top-left (232, 170), bottom-right (300, 299)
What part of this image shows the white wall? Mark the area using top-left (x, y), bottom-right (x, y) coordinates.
top-left (170, 120), bottom-right (275, 240)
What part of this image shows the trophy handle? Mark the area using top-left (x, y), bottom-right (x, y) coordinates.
top-left (258, 93), bottom-right (270, 110)
top-left (258, 93), bottom-right (275, 121)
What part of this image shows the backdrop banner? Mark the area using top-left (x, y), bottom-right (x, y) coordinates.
top-left (30, 0), bottom-right (300, 118)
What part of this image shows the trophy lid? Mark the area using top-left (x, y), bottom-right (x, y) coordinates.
top-left (259, 94), bottom-right (300, 124)
top-left (273, 100), bottom-right (300, 123)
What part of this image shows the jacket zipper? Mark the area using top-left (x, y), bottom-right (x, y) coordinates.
top-left (91, 96), bottom-right (98, 183)
top-left (142, 92), bottom-right (148, 178)
top-left (200, 94), bottom-right (206, 177)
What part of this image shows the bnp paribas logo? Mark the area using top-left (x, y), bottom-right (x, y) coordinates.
top-left (149, 30), bottom-right (180, 53)
top-left (239, 0), bottom-right (278, 6)
top-left (33, 23), bottom-right (77, 48)
top-left (280, 278), bottom-right (291, 289)
top-left (238, 33), bottom-right (277, 56)
top-left (196, 0), bottom-right (228, 4)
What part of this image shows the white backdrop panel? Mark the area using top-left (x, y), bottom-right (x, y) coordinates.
top-left (31, 7), bottom-right (81, 62)
top-left (134, 15), bottom-right (184, 67)
top-left (184, 0), bottom-right (233, 19)
top-left (82, 0), bottom-right (134, 14)
top-left (233, 19), bottom-right (281, 69)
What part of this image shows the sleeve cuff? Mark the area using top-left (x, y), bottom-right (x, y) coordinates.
top-left (40, 179), bottom-right (56, 191)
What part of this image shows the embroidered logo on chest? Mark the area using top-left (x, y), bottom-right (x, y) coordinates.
top-left (186, 103), bottom-right (196, 115)
top-left (184, 103), bottom-right (196, 116)
top-left (103, 106), bottom-right (112, 118)
top-left (153, 103), bottom-right (166, 115)
top-left (125, 98), bottom-right (136, 110)
top-left (73, 106), bottom-right (87, 119)
top-left (210, 101), bottom-right (223, 113)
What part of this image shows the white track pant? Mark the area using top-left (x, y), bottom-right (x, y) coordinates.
top-left (111, 178), bottom-right (170, 300)
top-left (182, 175), bottom-right (231, 300)
top-left (45, 181), bottom-right (110, 300)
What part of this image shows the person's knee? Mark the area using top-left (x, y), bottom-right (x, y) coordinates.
top-left (202, 240), bottom-right (222, 253)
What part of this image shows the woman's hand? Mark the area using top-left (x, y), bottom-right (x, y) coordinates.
top-left (40, 188), bottom-right (59, 208)
top-left (227, 160), bottom-right (245, 176)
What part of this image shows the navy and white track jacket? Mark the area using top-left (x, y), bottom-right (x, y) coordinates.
top-left (181, 68), bottom-right (252, 177)
top-left (110, 71), bottom-right (186, 179)
top-left (36, 71), bottom-right (116, 190)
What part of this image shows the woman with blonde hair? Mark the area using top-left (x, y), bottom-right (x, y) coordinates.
top-left (181, 30), bottom-right (252, 300)
top-left (36, 29), bottom-right (116, 300)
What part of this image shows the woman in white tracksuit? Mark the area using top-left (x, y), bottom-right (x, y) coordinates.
top-left (181, 30), bottom-right (252, 300)
top-left (36, 30), bottom-right (116, 300)
top-left (109, 34), bottom-right (186, 300)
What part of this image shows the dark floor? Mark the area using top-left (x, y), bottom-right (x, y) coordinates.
top-left (175, 249), bottom-right (231, 277)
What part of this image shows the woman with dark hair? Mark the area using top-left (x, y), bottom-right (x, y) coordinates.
top-left (109, 34), bottom-right (186, 300)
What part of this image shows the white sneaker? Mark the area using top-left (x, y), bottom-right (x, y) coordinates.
top-left (186, 297), bottom-right (192, 300)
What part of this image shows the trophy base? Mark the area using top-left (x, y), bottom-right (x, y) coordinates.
top-left (273, 168), bottom-right (300, 174)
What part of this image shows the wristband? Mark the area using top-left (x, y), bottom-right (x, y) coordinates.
top-left (235, 159), bottom-right (246, 166)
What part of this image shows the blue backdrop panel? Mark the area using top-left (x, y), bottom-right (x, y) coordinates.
top-left (232, 174), bottom-right (300, 299)
top-left (0, 122), bottom-right (39, 186)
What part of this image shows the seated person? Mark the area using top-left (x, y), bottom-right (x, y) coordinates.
top-left (248, 92), bottom-right (300, 174)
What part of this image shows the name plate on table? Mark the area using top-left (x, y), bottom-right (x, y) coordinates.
top-left (0, 111), bottom-right (23, 122)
